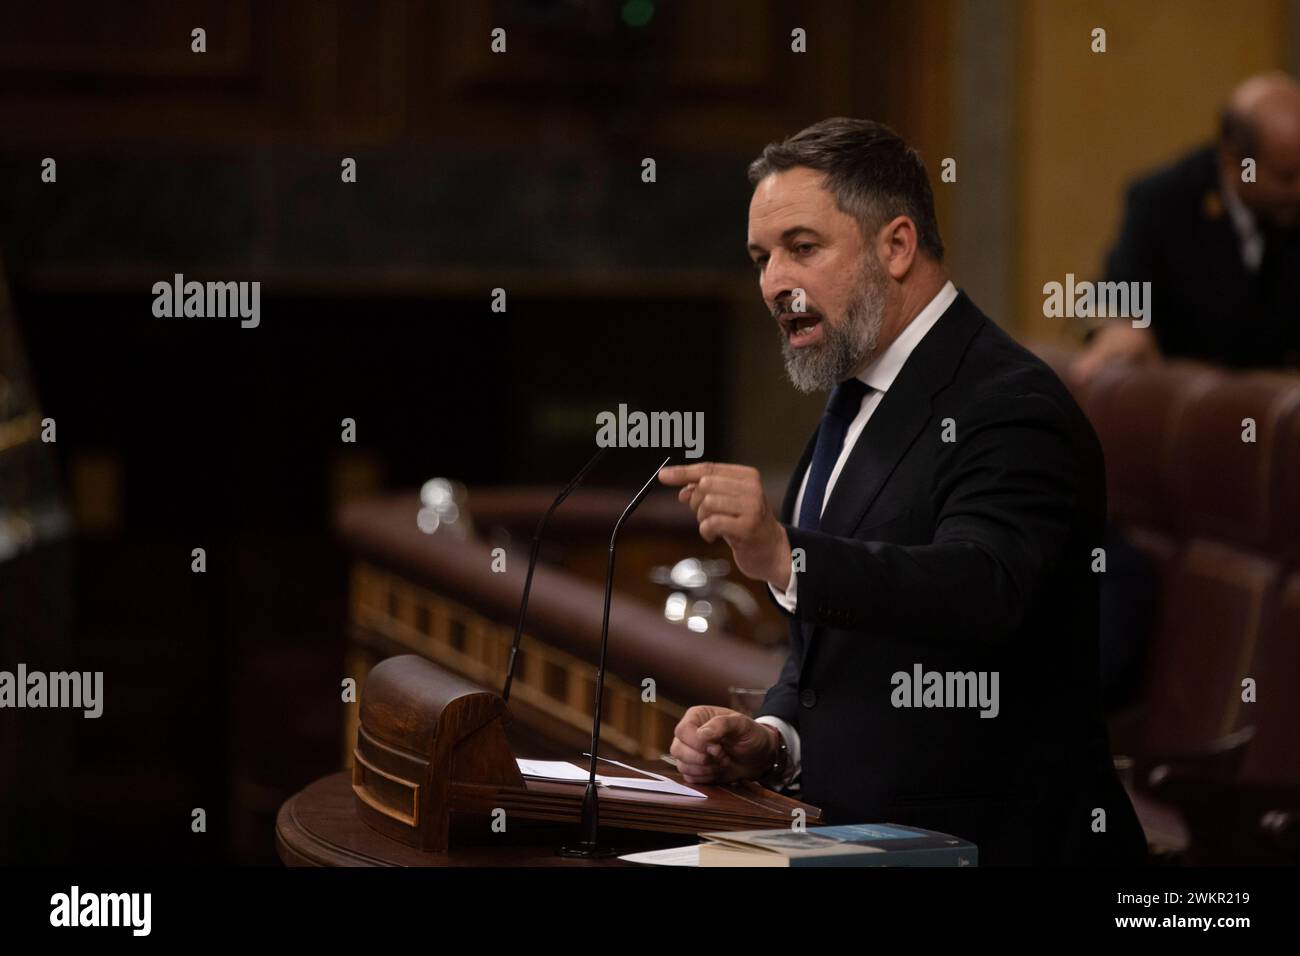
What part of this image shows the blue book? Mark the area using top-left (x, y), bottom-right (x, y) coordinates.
top-left (697, 823), bottom-right (977, 867)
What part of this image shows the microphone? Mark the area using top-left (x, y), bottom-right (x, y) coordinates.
top-left (502, 447), bottom-right (609, 703)
top-left (560, 455), bottom-right (672, 858)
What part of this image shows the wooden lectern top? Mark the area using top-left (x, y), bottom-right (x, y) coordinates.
top-left (350, 654), bottom-right (821, 854)
top-left (278, 771), bottom-right (675, 866)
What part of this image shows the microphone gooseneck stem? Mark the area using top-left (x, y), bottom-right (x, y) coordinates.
top-left (502, 446), bottom-right (608, 702)
top-left (574, 455), bottom-right (671, 852)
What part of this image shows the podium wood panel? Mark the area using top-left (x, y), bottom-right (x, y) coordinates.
top-left (347, 654), bottom-right (821, 852)
top-left (278, 770), bottom-right (713, 866)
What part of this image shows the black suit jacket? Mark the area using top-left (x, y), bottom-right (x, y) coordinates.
top-left (756, 289), bottom-right (1148, 866)
top-left (1104, 143), bottom-right (1300, 369)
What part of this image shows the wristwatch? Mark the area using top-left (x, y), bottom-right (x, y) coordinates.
top-left (758, 724), bottom-right (789, 788)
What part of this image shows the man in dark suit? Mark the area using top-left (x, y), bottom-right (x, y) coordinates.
top-left (1073, 71), bottom-right (1300, 381)
top-left (659, 117), bottom-right (1147, 865)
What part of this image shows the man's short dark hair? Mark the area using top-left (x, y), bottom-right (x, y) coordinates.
top-left (747, 117), bottom-right (945, 262)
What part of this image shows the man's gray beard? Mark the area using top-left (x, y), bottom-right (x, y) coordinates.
top-left (779, 260), bottom-right (887, 394)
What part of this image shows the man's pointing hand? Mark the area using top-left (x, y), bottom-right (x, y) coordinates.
top-left (658, 461), bottom-right (793, 590)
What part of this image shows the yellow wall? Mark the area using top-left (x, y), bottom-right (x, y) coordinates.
top-left (1015, 0), bottom-right (1290, 342)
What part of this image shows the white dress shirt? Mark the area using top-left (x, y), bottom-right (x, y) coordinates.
top-left (754, 279), bottom-right (958, 788)
top-left (1220, 173), bottom-right (1264, 273)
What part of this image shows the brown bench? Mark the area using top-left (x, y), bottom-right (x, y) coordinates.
top-left (1030, 344), bottom-right (1300, 863)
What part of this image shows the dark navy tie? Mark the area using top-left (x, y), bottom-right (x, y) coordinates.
top-left (797, 378), bottom-right (871, 531)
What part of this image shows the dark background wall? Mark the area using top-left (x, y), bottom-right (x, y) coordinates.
top-left (0, 0), bottom-right (933, 863)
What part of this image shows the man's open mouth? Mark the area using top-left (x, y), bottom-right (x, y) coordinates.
top-left (780, 312), bottom-right (823, 347)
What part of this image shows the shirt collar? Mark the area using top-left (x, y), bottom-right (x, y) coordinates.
top-left (855, 280), bottom-right (958, 393)
top-left (1219, 170), bottom-right (1259, 244)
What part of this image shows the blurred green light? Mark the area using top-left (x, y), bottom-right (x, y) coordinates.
top-left (621, 0), bottom-right (654, 28)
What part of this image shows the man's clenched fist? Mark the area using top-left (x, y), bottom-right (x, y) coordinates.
top-left (658, 462), bottom-right (792, 589)
top-left (670, 705), bottom-right (781, 785)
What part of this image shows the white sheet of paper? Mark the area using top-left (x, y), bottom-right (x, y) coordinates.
top-left (516, 759), bottom-right (598, 783)
top-left (515, 759), bottom-right (707, 798)
top-left (599, 775), bottom-right (707, 798)
top-left (618, 844), bottom-right (701, 866)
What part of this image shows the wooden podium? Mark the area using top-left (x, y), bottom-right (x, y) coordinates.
top-left (277, 654), bottom-right (821, 866)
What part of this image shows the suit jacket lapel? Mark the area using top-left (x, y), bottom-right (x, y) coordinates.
top-left (780, 429), bottom-right (819, 523)
top-left (818, 290), bottom-right (985, 539)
